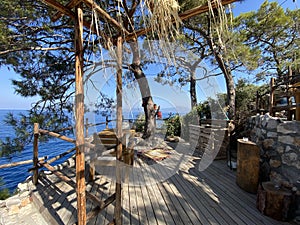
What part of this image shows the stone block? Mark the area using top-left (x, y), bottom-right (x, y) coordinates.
top-left (286, 146), bottom-right (292, 152)
top-left (278, 135), bottom-right (294, 145)
top-left (282, 152), bottom-right (298, 165)
top-left (20, 197), bottom-right (32, 207)
top-left (267, 118), bottom-right (279, 130)
top-left (267, 132), bottom-right (277, 138)
top-left (276, 146), bottom-right (284, 154)
top-left (263, 139), bottom-right (274, 150)
top-left (270, 159), bottom-right (281, 168)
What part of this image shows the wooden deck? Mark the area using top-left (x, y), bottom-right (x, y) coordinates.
top-left (31, 148), bottom-right (291, 225)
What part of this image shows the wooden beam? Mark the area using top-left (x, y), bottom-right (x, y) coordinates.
top-left (51, 0), bottom-right (82, 22)
top-left (41, 0), bottom-right (96, 34)
top-left (41, 0), bottom-right (76, 20)
top-left (179, 0), bottom-right (238, 21)
top-left (81, 0), bottom-right (129, 35)
top-left (75, 3), bottom-right (86, 225)
top-left (125, 0), bottom-right (239, 41)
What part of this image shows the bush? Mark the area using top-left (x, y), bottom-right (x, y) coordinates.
top-left (0, 178), bottom-right (10, 200)
top-left (164, 114), bottom-right (182, 137)
top-left (132, 113), bottom-right (145, 132)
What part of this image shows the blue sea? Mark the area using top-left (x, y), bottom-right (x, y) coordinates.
top-left (0, 108), bottom-right (178, 194)
top-left (0, 109), bottom-right (77, 193)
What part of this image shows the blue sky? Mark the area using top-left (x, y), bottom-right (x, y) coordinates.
top-left (0, 0), bottom-right (298, 110)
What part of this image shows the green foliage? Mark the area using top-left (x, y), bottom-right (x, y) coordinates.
top-left (0, 108), bottom-right (73, 157)
top-left (0, 0), bottom-right (116, 154)
top-left (235, 78), bottom-right (266, 122)
top-left (0, 178), bottom-right (10, 200)
top-left (132, 114), bottom-right (145, 133)
top-left (164, 114), bottom-right (182, 137)
top-left (235, 1), bottom-right (300, 80)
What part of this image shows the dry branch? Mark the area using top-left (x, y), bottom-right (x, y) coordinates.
top-left (125, 0), bottom-right (239, 41)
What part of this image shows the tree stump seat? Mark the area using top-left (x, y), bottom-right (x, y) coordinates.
top-left (256, 181), bottom-right (296, 221)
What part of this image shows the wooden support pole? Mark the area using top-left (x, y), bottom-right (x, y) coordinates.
top-left (75, 3), bottom-right (86, 225)
top-left (114, 36), bottom-right (123, 225)
top-left (269, 78), bottom-right (275, 116)
top-left (33, 123), bottom-right (39, 185)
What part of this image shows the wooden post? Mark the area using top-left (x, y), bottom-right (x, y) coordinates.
top-left (75, 3), bottom-right (86, 225)
top-left (114, 36), bottom-right (123, 225)
top-left (269, 78), bottom-right (275, 116)
top-left (33, 123), bottom-right (39, 185)
top-left (106, 116), bottom-right (109, 129)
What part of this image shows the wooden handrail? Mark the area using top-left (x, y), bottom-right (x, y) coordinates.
top-left (39, 129), bottom-right (76, 143)
top-left (0, 157), bottom-right (46, 169)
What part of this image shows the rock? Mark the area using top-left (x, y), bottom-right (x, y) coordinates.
top-left (276, 146), bottom-right (284, 154)
top-left (285, 146), bottom-right (292, 153)
top-left (270, 159), bottom-right (281, 168)
top-left (20, 197), bottom-right (32, 207)
top-left (17, 182), bottom-right (28, 192)
top-left (8, 205), bottom-right (19, 215)
top-left (267, 132), bottom-right (277, 138)
top-left (282, 152), bottom-right (298, 168)
top-left (278, 135), bottom-right (294, 145)
top-left (267, 118), bottom-right (279, 130)
top-left (263, 139), bottom-right (274, 150)
top-left (6, 197), bottom-right (21, 208)
top-left (19, 190), bottom-right (30, 198)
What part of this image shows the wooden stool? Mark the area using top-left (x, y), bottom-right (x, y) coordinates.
top-left (257, 182), bottom-right (296, 221)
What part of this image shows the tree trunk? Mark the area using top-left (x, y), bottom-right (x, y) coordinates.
top-left (207, 36), bottom-right (236, 122)
top-left (190, 70), bottom-right (197, 109)
top-left (130, 41), bottom-right (156, 139)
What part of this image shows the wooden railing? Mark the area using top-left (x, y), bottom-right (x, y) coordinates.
top-left (189, 120), bottom-right (230, 160)
top-left (256, 70), bottom-right (300, 121)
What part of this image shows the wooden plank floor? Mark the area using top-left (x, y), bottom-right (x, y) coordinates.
top-left (31, 150), bottom-right (292, 225)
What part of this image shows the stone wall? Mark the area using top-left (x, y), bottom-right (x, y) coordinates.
top-left (246, 114), bottom-right (300, 186)
top-left (245, 113), bottom-right (300, 220)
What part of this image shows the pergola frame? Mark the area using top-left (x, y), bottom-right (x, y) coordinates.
top-left (37, 0), bottom-right (238, 224)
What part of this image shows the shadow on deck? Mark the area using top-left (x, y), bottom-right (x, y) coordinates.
top-left (31, 154), bottom-right (293, 225)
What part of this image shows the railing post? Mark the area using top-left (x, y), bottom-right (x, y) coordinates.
top-left (106, 116), bottom-right (109, 129)
top-left (33, 123), bottom-right (39, 185)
